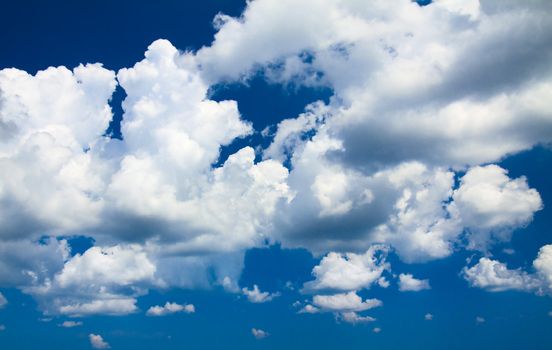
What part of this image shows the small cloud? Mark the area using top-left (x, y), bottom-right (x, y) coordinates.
top-left (339, 311), bottom-right (375, 324)
top-left (251, 328), bottom-right (269, 339)
top-left (548, 311), bottom-right (552, 317)
top-left (146, 302), bottom-right (195, 317)
top-left (89, 334), bottom-right (110, 349)
top-left (299, 304), bottom-right (319, 314)
top-left (38, 318), bottom-right (53, 322)
top-left (476, 316), bottom-right (485, 324)
top-left (502, 248), bottom-right (515, 255)
top-left (59, 320), bottom-right (83, 328)
top-left (373, 327), bottom-right (381, 333)
top-left (221, 276), bottom-right (239, 293)
top-left (398, 273), bottom-right (431, 292)
top-left (242, 285), bottom-right (280, 303)
top-left (377, 277), bottom-right (390, 288)
top-left (0, 324), bottom-right (5, 331)
top-left (425, 313), bottom-right (433, 321)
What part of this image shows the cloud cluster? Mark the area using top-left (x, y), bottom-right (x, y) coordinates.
top-left (0, 0), bottom-right (551, 318)
top-left (146, 302), bottom-right (195, 316)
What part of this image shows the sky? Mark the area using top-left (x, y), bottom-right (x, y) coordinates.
top-left (0, 0), bottom-right (552, 349)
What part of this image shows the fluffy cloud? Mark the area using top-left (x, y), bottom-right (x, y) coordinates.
top-left (303, 246), bottom-right (388, 292)
top-left (242, 285), bottom-right (280, 303)
top-left (0, 0), bottom-right (551, 319)
top-left (338, 311), bottom-right (375, 324)
top-left (146, 302), bottom-right (195, 316)
top-left (59, 321), bottom-right (82, 328)
top-left (398, 274), bottom-right (431, 292)
top-left (24, 245), bottom-right (156, 316)
top-left (463, 244), bottom-right (552, 294)
top-left (312, 291), bottom-right (382, 313)
top-left (453, 165), bottom-right (542, 249)
top-left (251, 328), bottom-right (269, 339)
top-left (89, 334), bottom-right (110, 349)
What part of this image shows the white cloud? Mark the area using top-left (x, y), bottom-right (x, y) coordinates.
top-left (146, 302), bottom-right (195, 316)
top-left (59, 321), bottom-right (83, 328)
top-left (24, 244), bottom-right (156, 316)
top-left (476, 316), bottom-right (485, 324)
top-left (0, 325), bottom-right (5, 331)
top-left (251, 328), bottom-right (269, 339)
top-left (303, 245), bottom-right (388, 292)
top-left (398, 273), bottom-right (431, 292)
top-left (312, 291), bottom-right (382, 313)
top-left (533, 244), bottom-right (552, 291)
top-left (373, 327), bottom-right (381, 333)
top-left (89, 334), bottom-right (110, 349)
top-left (425, 313), bottom-right (433, 321)
top-left (454, 165), bottom-right (542, 250)
top-left (463, 257), bottom-right (539, 292)
top-left (0, 0), bottom-right (551, 317)
top-left (242, 285), bottom-right (280, 303)
top-left (339, 311), bottom-right (375, 324)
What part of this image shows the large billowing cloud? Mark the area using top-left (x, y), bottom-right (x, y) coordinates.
top-left (0, 0), bottom-right (551, 317)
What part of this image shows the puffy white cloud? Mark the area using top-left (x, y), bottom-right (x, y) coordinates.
top-left (463, 245), bottom-right (552, 294)
top-left (59, 321), bottom-right (83, 328)
top-left (533, 244), bottom-right (552, 291)
top-left (303, 245), bottom-right (388, 292)
top-left (0, 292), bottom-right (6, 308)
top-left (146, 302), bottom-right (195, 316)
top-left (339, 311), bottom-right (375, 324)
top-left (242, 285), bottom-right (280, 303)
top-left (373, 327), bottom-right (381, 333)
top-left (251, 328), bottom-right (269, 339)
top-left (24, 245), bottom-right (156, 316)
top-left (0, 0), bottom-right (551, 318)
top-left (398, 274), bottom-right (431, 292)
top-left (312, 291), bottom-right (382, 313)
top-left (454, 165), bottom-right (542, 249)
top-left (89, 334), bottom-right (110, 349)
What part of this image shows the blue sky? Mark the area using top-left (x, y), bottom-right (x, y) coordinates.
top-left (1, 1), bottom-right (552, 349)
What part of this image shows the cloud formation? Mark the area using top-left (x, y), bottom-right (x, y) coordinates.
top-left (146, 302), bottom-right (195, 316)
top-left (0, 0), bottom-right (550, 319)
top-left (89, 334), bottom-right (110, 349)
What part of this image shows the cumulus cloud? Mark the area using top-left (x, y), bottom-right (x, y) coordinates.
top-left (464, 244), bottom-right (552, 294)
top-left (146, 302), bottom-right (195, 316)
top-left (398, 274), bottom-right (431, 292)
top-left (24, 245), bottom-right (156, 316)
top-left (454, 165), bottom-right (543, 250)
top-left (303, 245), bottom-right (388, 292)
top-left (59, 320), bottom-right (83, 328)
top-left (251, 328), bottom-right (269, 339)
top-left (338, 311), bottom-right (375, 324)
top-left (0, 0), bottom-right (551, 318)
top-left (311, 291), bottom-right (382, 313)
top-left (89, 334), bottom-right (110, 349)
top-left (242, 285), bottom-right (280, 303)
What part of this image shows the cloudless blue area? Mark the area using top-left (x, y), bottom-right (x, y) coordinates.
top-left (0, 0), bottom-right (551, 349)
